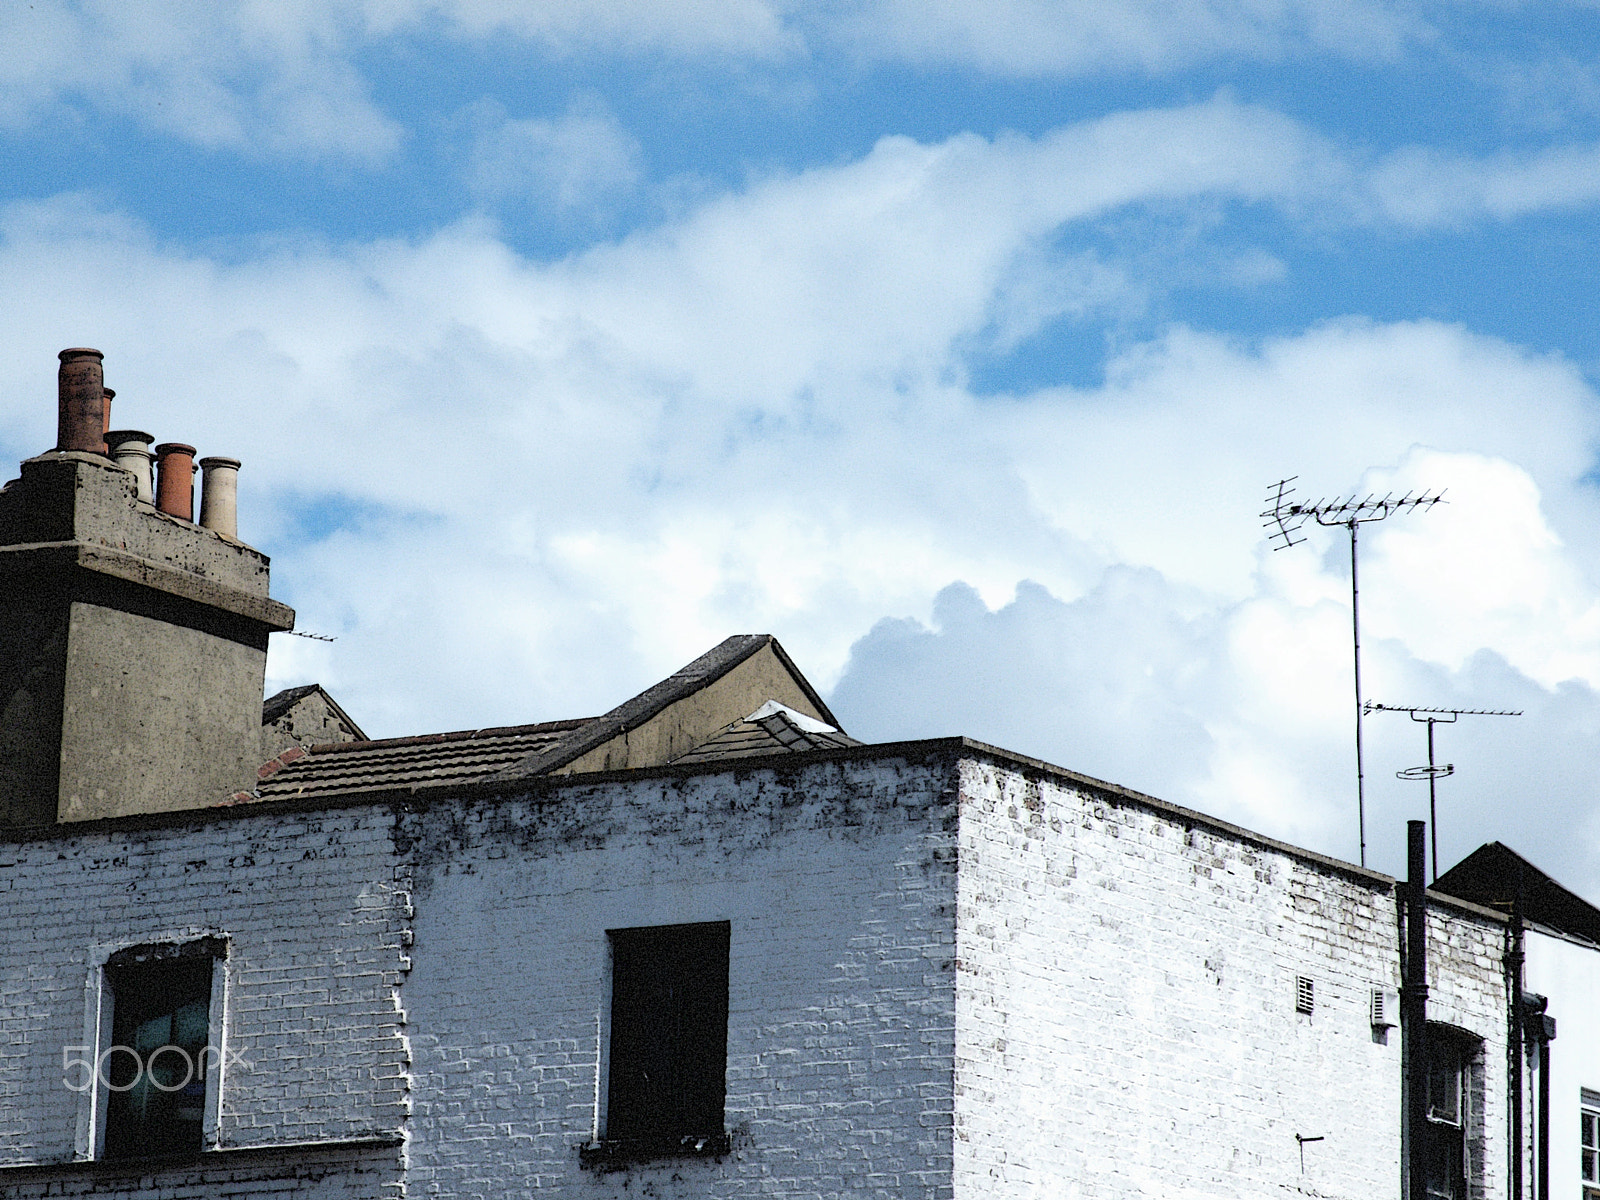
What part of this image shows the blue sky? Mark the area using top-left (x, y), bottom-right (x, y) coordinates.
top-left (5, 0), bottom-right (1600, 888)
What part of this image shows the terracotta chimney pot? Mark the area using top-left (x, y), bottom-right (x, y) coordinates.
top-left (197, 456), bottom-right (241, 539)
top-left (106, 430), bottom-right (156, 504)
top-left (153, 443), bottom-right (197, 521)
top-left (56, 349), bottom-right (106, 454)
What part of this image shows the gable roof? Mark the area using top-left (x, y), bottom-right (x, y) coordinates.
top-left (1433, 841), bottom-right (1600, 944)
top-left (248, 634), bottom-right (847, 803)
top-left (493, 634), bottom-right (839, 778)
top-left (263, 683), bottom-right (368, 741)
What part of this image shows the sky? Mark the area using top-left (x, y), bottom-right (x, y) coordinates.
top-left (4, 1), bottom-right (1600, 891)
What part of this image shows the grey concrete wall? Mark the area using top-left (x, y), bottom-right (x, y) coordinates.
top-left (0, 451), bottom-right (291, 827)
top-left (60, 602), bottom-right (266, 819)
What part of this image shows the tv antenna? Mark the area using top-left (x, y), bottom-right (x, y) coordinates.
top-left (1365, 703), bottom-right (1521, 881)
top-left (1262, 477), bottom-right (1446, 867)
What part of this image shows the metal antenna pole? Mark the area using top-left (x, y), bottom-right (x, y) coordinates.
top-left (1262, 478), bottom-right (1446, 868)
top-left (1368, 703), bottom-right (1521, 881)
top-left (1349, 519), bottom-right (1367, 869)
top-left (1426, 718), bottom-right (1437, 879)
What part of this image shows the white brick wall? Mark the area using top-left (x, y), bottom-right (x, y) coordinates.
top-left (952, 755), bottom-right (1509, 1199)
top-left (0, 742), bottom-right (1517, 1199)
top-left (399, 753), bottom-right (962, 1199)
top-left (0, 806), bottom-right (410, 1175)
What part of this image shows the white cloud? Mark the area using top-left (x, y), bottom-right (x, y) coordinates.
top-left (821, 0), bottom-right (1427, 76)
top-left (0, 1), bottom-right (401, 161)
top-left (1370, 142), bottom-right (1600, 226)
top-left (3, 102), bottom-right (1600, 893)
top-left (362, 0), bottom-right (796, 57)
top-left (466, 98), bottom-right (641, 212)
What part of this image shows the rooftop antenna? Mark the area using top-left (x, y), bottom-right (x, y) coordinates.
top-left (1366, 702), bottom-right (1521, 881)
top-left (1262, 477), bottom-right (1446, 867)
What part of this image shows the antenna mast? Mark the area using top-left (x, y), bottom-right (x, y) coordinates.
top-left (1366, 703), bottom-right (1521, 880)
top-left (1262, 478), bottom-right (1446, 867)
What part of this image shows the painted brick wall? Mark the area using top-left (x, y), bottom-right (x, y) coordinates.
top-left (0, 1141), bottom-right (402, 1199)
top-left (0, 806), bottom-right (410, 1174)
top-left (952, 755), bottom-right (1509, 1199)
top-left (399, 753), bottom-right (961, 1200)
top-left (0, 742), bottom-right (1517, 1200)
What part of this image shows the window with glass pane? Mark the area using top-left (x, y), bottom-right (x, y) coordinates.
top-left (103, 948), bottom-right (216, 1160)
top-left (1424, 1029), bottom-right (1472, 1200)
top-left (1583, 1092), bottom-right (1600, 1185)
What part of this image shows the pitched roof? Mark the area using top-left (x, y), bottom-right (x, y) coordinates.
top-left (1433, 841), bottom-right (1600, 944)
top-left (672, 702), bottom-right (859, 765)
top-left (493, 634), bottom-right (839, 779)
top-left (249, 635), bottom-right (852, 803)
top-left (255, 719), bottom-right (589, 801)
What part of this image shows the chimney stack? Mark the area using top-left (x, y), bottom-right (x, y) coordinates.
top-left (198, 456), bottom-right (241, 539)
top-left (153, 442), bottom-right (197, 520)
top-left (56, 349), bottom-right (106, 453)
top-left (0, 347), bottom-right (295, 827)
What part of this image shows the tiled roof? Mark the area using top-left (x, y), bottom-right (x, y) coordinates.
top-left (254, 719), bottom-right (590, 801)
top-left (496, 634), bottom-right (840, 778)
top-left (671, 707), bottom-right (860, 765)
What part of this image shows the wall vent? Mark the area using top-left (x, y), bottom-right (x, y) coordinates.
top-left (1370, 988), bottom-right (1399, 1027)
top-left (1296, 976), bottom-right (1314, 1015)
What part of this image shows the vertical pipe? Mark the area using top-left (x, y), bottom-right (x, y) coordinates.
top-left (1352, 521), bottom-right (1367, 868)
top-left (153, 443), bottom-right (197, 521)
top-left (197, 456), bottom-right (240, 539)
top-left (1404, 819), bottom-right (1429, 1200)
top-left (56, 349), bottom-right (106, 453)
top-left (1509, 878), bottom-right (1525, 1200)
top-left (105, 431), bottom-right (156, 504)
top-left (1538, 1039), bottom-right (1550, 1200)
top-left (101, 388), bottom-right (114, 453)
top-left (1428, 720), bottom-right (1439, 881)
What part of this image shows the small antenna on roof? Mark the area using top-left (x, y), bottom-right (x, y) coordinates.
top-left (1365, 703), bottom-right (1521, 881)
top-left (1262, 477), bottom-right (1446, 868)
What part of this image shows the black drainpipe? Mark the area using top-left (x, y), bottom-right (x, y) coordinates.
top-left (1507, 878), bottom-right (1524, 1200)
top-left (1404, 820), bottom-right (1429, 1200)
top-left (1520, 989), bottom-right (1556, 1200)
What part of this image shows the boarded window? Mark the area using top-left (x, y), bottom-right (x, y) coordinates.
top-left (605, 921), bottom-right (730, 1144)
top-left (102, 942), bottom-right (219, 1160)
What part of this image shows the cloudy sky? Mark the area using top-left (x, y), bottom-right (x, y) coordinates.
top-left (4, 1), bottom-right (1600, 889)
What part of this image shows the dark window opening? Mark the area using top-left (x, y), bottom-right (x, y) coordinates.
top-left (1424, 1027), bottom-right (1479, 1200)
top-left (102, 943), bottom-right (218, 1160)
top-left (605, 920), bottom-right (729, 1148)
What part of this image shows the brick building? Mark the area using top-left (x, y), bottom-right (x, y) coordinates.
top-left (0, 349), bottom-right (1582, 1197)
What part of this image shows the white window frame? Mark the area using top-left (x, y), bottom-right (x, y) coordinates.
top-left (74, 935), bottom-right (230, 1160)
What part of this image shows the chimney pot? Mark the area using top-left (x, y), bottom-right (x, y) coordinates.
top-left (153, 443), bottom-right (198, 521)
top-left (106, 430), bottom-right (156, 504)
top-left (197, 456), bottom-right (241, 540)
top-left (56, 348), bottom-right (106, 454)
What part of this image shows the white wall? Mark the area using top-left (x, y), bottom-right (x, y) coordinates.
top-left (0, 806), bottom-right (410, 1181)
top-left (953, 755), bottom-right (1510, 1200)
top-left (1525, 927), bottom-right (1600, 1199)
top-left (400, 753), bottom-right (963, 1199)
